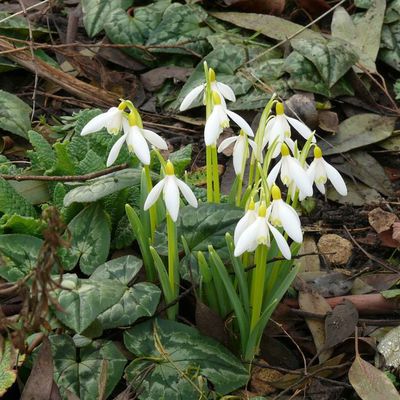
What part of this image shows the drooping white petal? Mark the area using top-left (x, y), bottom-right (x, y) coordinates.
top-left (233, 136), bottom-right (246, 175)
top-left (163, 176), bottom-right (180, 221)
top-left (127, 126), bottom-right (151, 165)
top-left (106, 133), bottom-right (127, 167)
top-left (324, 159), bottom-right (347, 196)
top-left (267, 160), bottom-right (282, 188)
top-left (306, 160), bottom-right (317, 183)
top-left (286, 116), bottom-right (315, 142)
top-left (264, 117), bottom-right (277, 143)
top-left (287, 157), bottom-right (313, 197)
top-left (215, 81), bottom-right (236, 102)
top-left (234, 210), bottom-right (257, 245)
top-left (141, 129), bottom-right (168, 150)
top-left (217, 136), bottom-right (237, 153)
top-left (278, 201), bottom-right (303, 243)
top-left (204, 108), bottom-right (222, 146)
top-left (143, 179), bottom-right (166, 210)
top-left (316, 182), bottom-right (326, 194)
top-left (268, 223), bottom-right (291, 260)
top-left (175, 178), bottom-right (198, 208)
top-left (248, 139), bottom-right (258, 154)
top-left (270, 116), bottom-right (287, 158)
top-left (234, 219), bottom-right (260, 256)
top-left (226, 110), bottom-right (254, 137)
top-left (105, 108), bottom-right (123, 134)
top-left (314, 158), bottom-right (327, 184)
top-left (179, 84), bottom-right (205, 111)
top-left (81, 112), bottom-right (111, 136)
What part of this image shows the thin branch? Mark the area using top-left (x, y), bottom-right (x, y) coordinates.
top-left (0, 163), bottom-right (128, 182)
top-left (0, 0), bottom-right (49, 24)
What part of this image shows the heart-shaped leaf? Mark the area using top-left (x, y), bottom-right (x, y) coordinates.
top-left (55, 274), bottom-right (125, 334)
top-left (50, 334), bottom-right (126, 400)
top-left (90, 256), bottom-right (161, 329)
top-left (124, 319), bottom-right (248, 399)
top-left (60, 204), bottom-right (110, 274)
top-left (0, 234), bottom-right (42, 281)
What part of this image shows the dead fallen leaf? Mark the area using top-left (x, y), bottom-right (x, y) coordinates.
top-left (317, 234), bottom-right (353, 266)
top-left (377, 326), bottom-right (400, 368)
top-left (295, 235), bottom-right (320, 273)
top-left (318, 110), bottom-right (339, 133)
top-left (140, 66), bottom-right (193, 92)
top-left (221, 0), bottom-right (285, 15)
top-left (392, 222), bottom-right (400, 243)
top-left (21, 337), bottom-right (61, 400)
top-left (324, 300), bottom-right (359, 350)
top-left (284, 94), bottom-right (318, 131)
top-left (368, 207), bottom-right (398, 233)
top-left (299, 290), bottom-right (333, 363)
top-left (296, 0), bottom-right (330, 18)
top-left (349, 354), bottom-right (400, 400)
top-left (250, 361), bottom-right (282, 395)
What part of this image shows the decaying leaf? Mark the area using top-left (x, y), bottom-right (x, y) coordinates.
top-left (368, 207), bottom-right (398, 233)
top-left (299, 290), bottom-right (333, 362)
top-left (377, 325), bottom-right (400, 368)
top-left (295, 235), bottom-right (320, 273)
top-left (349, 354), bottom-right (400, 400)
top-left (317, 234), bottom-right (353, 266)
top-left (324, 300), bottom-right (359, 350)
top-left (0, 337), bottom-right (24, 397)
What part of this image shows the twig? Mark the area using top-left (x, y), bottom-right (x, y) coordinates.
top-left (0, 163), bottom-right (128, 182)
top-left (0, 0), bottom-right (49, 24)
top-left (343, 225), bottom-right (400, 274)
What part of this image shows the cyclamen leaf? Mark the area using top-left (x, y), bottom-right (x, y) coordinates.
top-left (0, 178), bottom-right (37, 218)
top-left (124, 319), bottom-right (249, 399)
top-left (0, 90), bottom-right (31, 138)
top-left (77, 149), bottom-right (105, 174)
top-left (169, 144), bottom-right (192, 176)
top-left (60, 204), bottom-right (111, 275)
top-left (50, 334), bottom-right (126, 400)
top-left (0, 338), bottom-right (24, 397)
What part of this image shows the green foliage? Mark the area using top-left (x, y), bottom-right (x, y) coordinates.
top-left (0, 90), bottom-right (32, 138)
top-left (0, 214), bottom-right (44, 236)
top-left (0, 234), bottom-right (42, 281)
top-left (60, 204), bottom-right (111, 274)
top-left (169, 144), bottom-right (193, 176)
top-left (0, 179), bottom-right (37, 218)
top-left (0, 339), bottom-right (20, 397)
top-left (27, 130), bottom-right (56, 170)
top-left (90, 256), bottom-right (161, 329)
top-left (124, 319), bottom-right (249, 399)
top-left (50, 334), bottom-right (126, 400)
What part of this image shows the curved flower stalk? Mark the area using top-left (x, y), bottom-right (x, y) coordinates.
top-left (267, 143), bottom-right (313, 198)
top-left (218, 130), bottom-right (257, 175)
top-left (267, 185), bottom-right (303, 243)
top-left (81, 104), bottom-right (125, 135)
top-left (144, 160), bottom-right (198, 222)
top-left (179, 67), bottom-right (236, 111)
top-left (234, 202), bottom-right (291, 259)
top-left (307, 146), bottom-right (348, 196)
top-left (262, 101), bottom-right (316, 158)
top-left (204, 92), bottom-right (254, 146)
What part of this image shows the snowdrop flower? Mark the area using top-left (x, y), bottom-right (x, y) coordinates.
top-left (234, 202), bottom-right (291, 259)
top-left (107, 113), bottom-right (168, 167)
top-left (205, 92), bottom-right (253, 146)
top-left (267, 143), bottom-right (313, 197)
top-left (81, 103), bottom-right (126, 135)
top-left (262, 102), bottom-right (316, 158)
top-left (218, 130), bottom-right (257, 175)
top-left (234, 198), bottom-right (258, 245)
top-left (307, 146), bottom-right (347, 196)
top-left (179, 68), bottom-right (236, 111)
top-left (267, 185), bottom-right (303, 243)
top-left (144, 160), bottom-right (198, 222)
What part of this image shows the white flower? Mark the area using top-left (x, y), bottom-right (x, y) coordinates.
top-left (81, 106), bottom-right (124, 135)
top-left (144, 160), bottom-right (198, 222)
top-left (205, 92), bottom-right (253, 146)
top-left (179, 68), bottom-right (236, 111)
top-left (218, 130), bottom-right (257, 175)
top-left (307, 146), bottom-right (347, 196)
top-left (267, 185), bottom-right (303, 243)
top-left (234, 203), bottom-right (291, 259)
top-left (234, 199), bottom-right (258, 245)
top-left (267, 143), bottom-right (313, 197)
top-left (107, 117), bottom-right (168, 167)
top-left (262, 102), bottom-right (316, 158)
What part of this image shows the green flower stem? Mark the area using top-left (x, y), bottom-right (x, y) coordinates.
top-left (235, 137), bottom-right (249, 207)
top-left (167, 212), bottom-right (179, 319)
top-left (211, 145), bottom-right (220, 203)
top-left (250, 244), bottom-right (268, 331)
top-left (206, 145), bottom-right (214, 203)
top-left (144, 165), bottom-right (157, 242)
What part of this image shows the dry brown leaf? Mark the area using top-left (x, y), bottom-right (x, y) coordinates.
top-left (368, 207), bottom-right (398, 233)
top-left (250, 362), bottom-right (282, 395)
top-left (221, 0), bottom-right (285, 15)
top-left (317, 234), bottom-right (353, 265)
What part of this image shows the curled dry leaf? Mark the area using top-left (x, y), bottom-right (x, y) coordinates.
top-left (368, 207), bottom-right (398, 234)
top-left (317, 234), bottom-right (353, 266)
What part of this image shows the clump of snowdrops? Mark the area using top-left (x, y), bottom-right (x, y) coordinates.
top-left (80, 62), bottom-right (347, 361)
